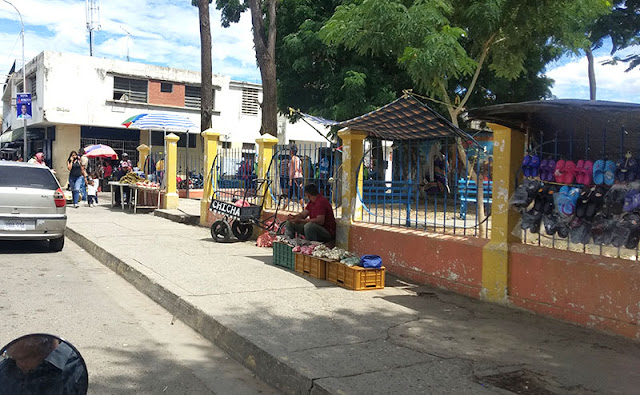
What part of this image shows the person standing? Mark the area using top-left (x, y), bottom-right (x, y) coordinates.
top-left (66, 151), bottom-right (84, 208)
top-left (86, 173), bottom-right (98, 207)
top-left (289, 146), bottom-right (304, 206)
top-left (79, 149), bottom-right (89, 202)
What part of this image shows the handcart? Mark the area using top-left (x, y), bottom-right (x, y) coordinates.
top-left (208, 155), bottom-right (286, 242)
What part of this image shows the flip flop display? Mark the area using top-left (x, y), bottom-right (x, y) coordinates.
top-left (514, 149), bottom-right (640, 246)
top-left (604, 160), bottom-right (617, 186)
top-left (593, 159), bottom-right (605, 185)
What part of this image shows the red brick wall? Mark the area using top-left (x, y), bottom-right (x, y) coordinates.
top-left (148, 80), bottom-right (185, 107)
top-left (349, 223), bottom-right (487, 298)
top-left (509, 244), bottom-right (640, 339)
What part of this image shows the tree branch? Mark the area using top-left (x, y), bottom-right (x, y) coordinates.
top-left (456, 33), bottom-right (497, 114)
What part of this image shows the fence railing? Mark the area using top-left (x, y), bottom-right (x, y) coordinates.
top-left (266, 142), bottom-right (340, 216)
top-left (354, 138), bottom-right (492, 238)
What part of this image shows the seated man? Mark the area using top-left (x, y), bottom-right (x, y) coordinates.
top-left (285, 183), bottom-right (336, 242)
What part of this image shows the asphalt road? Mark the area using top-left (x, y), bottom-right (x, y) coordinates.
top-left (0, 239), bottom-right (278, 395)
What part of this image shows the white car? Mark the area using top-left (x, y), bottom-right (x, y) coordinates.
top-left (0, 161), bottom-right (67, 251)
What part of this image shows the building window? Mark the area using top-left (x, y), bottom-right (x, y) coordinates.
top-left (242, 143), bottom-right (256, 151)
top-left (29, 75), bottom-right (36, 99)
top-left (177, 134), bottom-right (197, 148)
top-left (16, 83), bottom-right (23, 93)
top-left (221, 142), bottom-right (231, 149)
top-left (160, 82), bottom-right (173, 93)
top-left (241, 87), bottom-right (259, 116)
top-left (113, 76), bottom-right (148, 103)
top-left (185, 85), bottom-right (201, 109)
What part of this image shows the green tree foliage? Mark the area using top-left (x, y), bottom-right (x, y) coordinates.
top-left (276, 0), bottom-right (410, 121)
top-left (597, 0), bottom-right (640, 71)
top-left (321, 0), bottom-right (609, 125)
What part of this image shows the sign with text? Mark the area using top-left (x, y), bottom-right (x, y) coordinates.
top-left (16, 93), bottom-right (32, 119)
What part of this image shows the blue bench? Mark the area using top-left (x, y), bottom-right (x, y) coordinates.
top-left (362, 181), bottom-right (413, 226)
top-left (457, 178), bottom-right (492, 220)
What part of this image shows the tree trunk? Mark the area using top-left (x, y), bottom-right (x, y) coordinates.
top-left (198, 0), bottom-right (214, 131)
top-left (586, 47), bottom-right (597, 101)
top-left (249, 0), bottom-right (278, 136)
top-left (257, 54), bottom-right (278, 136)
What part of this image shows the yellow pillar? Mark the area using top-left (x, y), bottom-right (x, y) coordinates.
top-left (163, 133), bottom-right (180, 209)
top-left (256, 134), bottom-right (279, 208)
top-left (336, 128), bottom-right (368, 249)
top-left (200, 129), bottom-right (221, 226)
top-left (481, 123), bottom-right (525, 303)
top-left (137, 144), bottom-right (150, 172)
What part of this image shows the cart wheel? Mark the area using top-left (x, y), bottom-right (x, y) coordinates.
top-left (231, 221), bottom-right (253, 241)
top-left (211, 220), bottom-right (231, 243)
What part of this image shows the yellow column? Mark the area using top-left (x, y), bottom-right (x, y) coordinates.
top-left (336, 128), bottom-right (368, 249)
top-left (163, 133), bottom-right (180, 209)
top-left (256, 134), bottom-right (279, 208)
top-left (200, 129), bottom-right (221, 226)
top-left (137, 144), bottom-right (150, 172)
top-left (481, 123), bottom-right (525, 303)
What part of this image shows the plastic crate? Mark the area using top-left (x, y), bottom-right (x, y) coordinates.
top-left (273, 242), bottom-right (295, 270)
top-left (327, 262), bottom-right (385, 291)
top-left (294, 254), bottom-right (329, 279)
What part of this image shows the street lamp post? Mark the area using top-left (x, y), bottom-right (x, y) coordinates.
top-left (2, 0), bottom-right (27, 160)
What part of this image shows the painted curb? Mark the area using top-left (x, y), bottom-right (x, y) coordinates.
top-left (65, 227), bottom-right (315, 394)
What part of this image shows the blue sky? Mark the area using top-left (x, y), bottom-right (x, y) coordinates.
top-left (0, 0), bottom-right (638, 103)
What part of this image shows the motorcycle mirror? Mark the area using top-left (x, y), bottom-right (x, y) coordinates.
top-left (1, 333), bottom-right (88, 394)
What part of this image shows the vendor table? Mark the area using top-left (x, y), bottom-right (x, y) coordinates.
top-left (109, 181), bottom-right (131, 211)
top-left (129, 185), bottom-right (162, 214)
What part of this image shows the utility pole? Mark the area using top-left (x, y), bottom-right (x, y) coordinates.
top-left (86, 0), bottom-right (101, 56)
top-left (1, 1), bottom-right (27, 160)
top-left (120, 25), bottom-right (132, 62)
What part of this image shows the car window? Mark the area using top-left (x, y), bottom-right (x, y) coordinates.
top-left (0, 166), bottom-right (59, 190)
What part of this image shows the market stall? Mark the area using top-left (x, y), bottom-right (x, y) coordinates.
top-left (468, 99), bottom-right (640, 251)
top-left (110, 172), bottom-right (162, 213)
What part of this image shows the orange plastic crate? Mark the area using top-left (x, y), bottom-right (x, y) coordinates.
top-left (294, 254), bottom-right (329, 280)
top-left (327, 262), bottom-right (385, 290)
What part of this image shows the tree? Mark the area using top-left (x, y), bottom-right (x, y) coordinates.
top-left (276, 0), bottom-right (409, 122)
top-left (320, 0), bottom-right (608, 235)
top-left (192, 0), bottom-right (214, 131)
top-left (217, 0), bottom-right (279, 136)
top-left (321, 0), bottom-right (608, 126)
top-left (596, 1), bottom-right (640, 74)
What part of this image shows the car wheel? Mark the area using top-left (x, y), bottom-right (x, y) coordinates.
top-left (49, 236), bottom-right (65, 252)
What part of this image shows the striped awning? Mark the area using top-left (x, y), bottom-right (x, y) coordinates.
top-left (299, 95), bottom-right (477, 143)
top-left (122, 112), bottom-right (197, 133)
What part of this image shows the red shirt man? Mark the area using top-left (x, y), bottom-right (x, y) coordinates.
top-left (286, 183), bottom-right (336, 242)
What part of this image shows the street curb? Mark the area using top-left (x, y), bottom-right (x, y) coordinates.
top-left (65, 227), bottom-right (315, 394)
top-left (153, 209), bottom-right (200, 226)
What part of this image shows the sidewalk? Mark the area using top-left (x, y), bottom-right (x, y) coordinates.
top-left (66, 200), bottom-right (640, 394)
top-left (154, 197), bottom-right (201, 225)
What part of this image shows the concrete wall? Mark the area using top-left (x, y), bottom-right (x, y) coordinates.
top-left (349, 223), bottom-right (486, 298)
top-left (509, 244), bottom-right (640, 339)
top-left (52, 124), bottom-right (81, 186)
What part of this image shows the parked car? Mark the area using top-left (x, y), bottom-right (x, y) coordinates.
top-left (0, 161), bottom-right (67, 252)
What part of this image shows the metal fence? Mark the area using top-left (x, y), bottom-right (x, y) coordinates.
top-left (519, 126), bottom-right (640, 261)
top-left (355, 138), bottom-right (492, 238)
top-left (211, 147), bottom-right (258, 203)
top-left (266, 142), bottom-right (341, 215)
top-left (177, 149), bottom-right (204, 191)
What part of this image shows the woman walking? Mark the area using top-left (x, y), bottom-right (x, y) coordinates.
top-left (66, 151), bottom-right (85, 208)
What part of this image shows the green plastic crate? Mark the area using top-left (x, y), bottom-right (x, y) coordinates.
top-left (273, 242), bottom-right (295, 270)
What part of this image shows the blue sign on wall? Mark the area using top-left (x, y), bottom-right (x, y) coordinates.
top-left (16, 93), bottom-right (32, 119)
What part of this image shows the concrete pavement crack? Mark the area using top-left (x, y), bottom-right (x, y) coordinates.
top-left (309, 359), bottom-right (453, 382)
top-left (290, 337), bottom-right (386, 354)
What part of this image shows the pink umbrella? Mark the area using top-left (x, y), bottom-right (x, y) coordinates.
top-left (84, 144), bottom-right (119, 160)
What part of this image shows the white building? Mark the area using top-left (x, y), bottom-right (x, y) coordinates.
top-left (1, 51), bottom-right (329, 181)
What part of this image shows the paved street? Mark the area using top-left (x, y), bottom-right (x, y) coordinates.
top-left (0, 239), bottom-right (277, 395)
